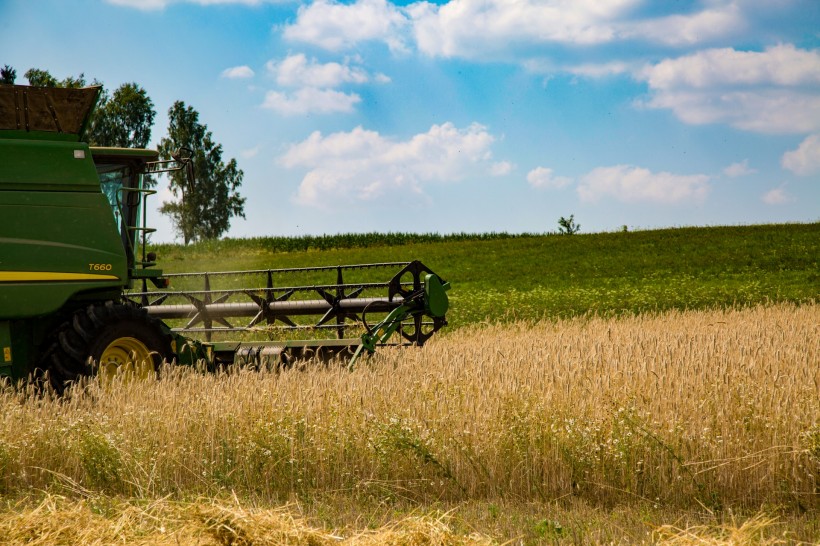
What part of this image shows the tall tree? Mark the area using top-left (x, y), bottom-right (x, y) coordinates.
top-left (158, 101), bottom-right (245, 244)
top-left (24, 68), bottom-right (87, 88)
top-left (0, 65), bottom-right (16, 84)
top-left (87, 82), bottom-right (156, 149)
top-left (24, 68), bottom-right (58, 87)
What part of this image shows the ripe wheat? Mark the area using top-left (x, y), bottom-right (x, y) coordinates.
top-left (0, 303), bottom-right (816, 511)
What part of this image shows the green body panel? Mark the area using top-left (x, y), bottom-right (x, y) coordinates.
top-left (0, 140), bottom-right (100, 190)
top-left (0, 177), bottom-right (128, 319)
top-left (424, 274), bottom-right (450, 318)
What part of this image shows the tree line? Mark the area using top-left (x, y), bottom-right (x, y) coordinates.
top-left (1, 65), bottom-right (245, 244)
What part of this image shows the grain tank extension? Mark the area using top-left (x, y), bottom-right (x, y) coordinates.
top-left (0, 84), bottom-right (449, 391)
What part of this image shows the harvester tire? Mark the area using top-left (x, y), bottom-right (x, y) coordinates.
top-left (39, 302), bottom-right (173, 393)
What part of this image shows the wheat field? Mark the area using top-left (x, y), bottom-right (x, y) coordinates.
top-left (0, 303), bottom-right (817, 543)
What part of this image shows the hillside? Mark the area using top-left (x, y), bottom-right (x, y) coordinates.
top-left (150, 223), bottom-right (820, 327)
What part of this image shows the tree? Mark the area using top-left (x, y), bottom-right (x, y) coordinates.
top-left (24, 68), bottom-right (87, 88)
top-left (24, 68), bottom-right (58, 87)
top-left (87, 82), bottom-right (156, 150)
top-left (0, 65), bottom-right (16, 84)
top-left (557, 214), bottom-right (580, 235)
top-left (158, 101), bottom-right (245, 244)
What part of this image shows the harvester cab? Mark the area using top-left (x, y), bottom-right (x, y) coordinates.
top-left (0, 84), bottom-right (449, 392)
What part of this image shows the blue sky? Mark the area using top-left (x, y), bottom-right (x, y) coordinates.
top-left (2, 0), bottom-right (819, 242)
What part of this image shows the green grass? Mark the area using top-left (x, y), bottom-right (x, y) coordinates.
top-left (150, 223), bottom-right (820, 328)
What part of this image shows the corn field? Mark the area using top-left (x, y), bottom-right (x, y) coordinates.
top-left (0, 303), bottom-right (816, 513)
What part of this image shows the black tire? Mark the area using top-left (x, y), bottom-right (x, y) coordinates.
top-left (38, 301), bottom-right (173, 394)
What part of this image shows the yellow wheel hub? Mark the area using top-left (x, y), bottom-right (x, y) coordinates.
top-left (98, 337), bottom-right (155, 384)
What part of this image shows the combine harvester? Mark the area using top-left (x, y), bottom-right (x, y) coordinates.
top-left (0, 84), bottom-right (449, 392)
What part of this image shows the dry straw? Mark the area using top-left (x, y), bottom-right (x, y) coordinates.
top-left (0, 494), bottom-right (496, 545)
top-left (654, 513), bottom-right (785, 545)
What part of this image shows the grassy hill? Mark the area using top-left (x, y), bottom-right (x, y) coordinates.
top-left (151, 223), bottom-right (819, 327)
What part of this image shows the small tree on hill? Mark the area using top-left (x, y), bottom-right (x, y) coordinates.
top-left (558, 214), bottom-right (580, 235)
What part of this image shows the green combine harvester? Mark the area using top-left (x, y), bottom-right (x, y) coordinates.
top-left (0, 84), bottom-right (449, 392)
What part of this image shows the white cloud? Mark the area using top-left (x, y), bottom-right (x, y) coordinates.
top-left (407, 0), bottom-right (746, 59)
top-left (641, 89), bottom-right (820, 134)
top-left (491, 161), bottom-right (514, 176)
top-left (527, 167), bottom-right (572, 189)
top-left (782, 134), bottom-right (820, 175)
top-left (221, 65), bottom-right (255, 79)
top-left (279, 122), bottom-right (499, 205)
top-left (723, 160), bottom-right (756, 178)
top-left (408, 0), bottom-right (635, 58)
top-left (266, 54), bottom-right (370, 87)
top-left (578, 165), bottom-right (711, 203)
top-left (278, 0), bottom-right (757, 66)
top-left (640, 44), bottom-right (820, 90)
top-left (565, 62), bottom-right (632, 78)
top-left (638, 45), bottom-right (820, 134)
top-left (261, 88), bottom-right (361, 115)
top-left (623, 3), bottom-right (743, 46)
top-left (283, 0), bottom-right (409, 52)
top-left (762, 186), bottom-right (792, 205)
top-left (284, 0), bottom-right (729, 57)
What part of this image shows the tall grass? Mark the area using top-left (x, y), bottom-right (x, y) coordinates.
top-left (0, 303), bottom-right (816, 513)
top-left (151, 231), bottom-right (542, 255)
top-left (149, 223), bottom-right (820, 326)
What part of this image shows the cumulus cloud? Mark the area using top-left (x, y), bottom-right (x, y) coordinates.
top-left (578, 165), bottom-right (711, 203)
top-left (782, 134), bottom-right (820, 175)
top-left (261, 54), bottom-right (384, 115)
top-left (280, 0), bottom-right (751, 60)
top-left (723, 160), bottom-right (756, 177)
top-left (221, 65), bottom-right (255, 79)
top-left (638, 45), bottom-right (820, 134)
top-left (283, 0), bottom-right (409, 52)
top-left (491, 161), bottom-right (514, 176)
top-left (564, 61), bottom-right (633, 78)
top-left (527, 167), bottom-right (573, 189)
top-left (279, 122), bottom-right (499, 205)
top-left (262, 88), bottom-right (361, 115)
top-left (641, 44), bottom-right (820, 90)
top-left (267, 54), bottom-right (370, 87)
top-left (408, 0), bottom-right (635, 58)
top-left (762, 186), bottom-right (792, 205)
top-left (623, 3), bottom-right (743, 46)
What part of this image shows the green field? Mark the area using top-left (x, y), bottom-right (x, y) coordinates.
top-left (151, 222), bottom-right (820, 327)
